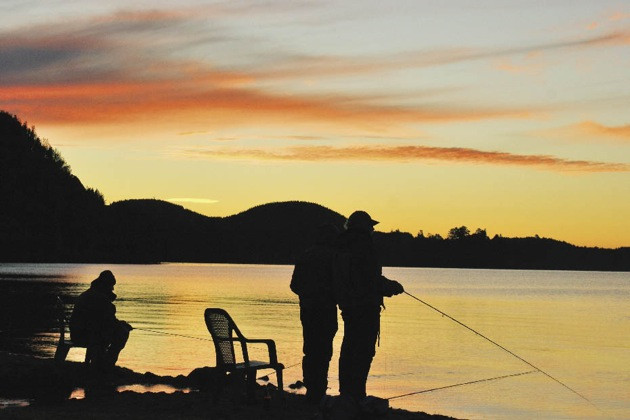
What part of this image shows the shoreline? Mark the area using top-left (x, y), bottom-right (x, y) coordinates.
top-left (0, 351), bottom-right (458, 419)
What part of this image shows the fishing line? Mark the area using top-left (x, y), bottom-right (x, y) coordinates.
top-left (258, 362), bottom-right (301, 380)
top-left (387, 370), bottom-right (538, 400)
top-left (135, 327), bottom-right (300, 373)
top-left (403, 291), bottom-right (599, 410)
top-left (133, 327), bottom-right (214, 342)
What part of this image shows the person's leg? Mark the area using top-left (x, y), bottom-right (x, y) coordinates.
top-left (303, 302), bottom-right (337, 402)
top-left (339, 307), bottom-right (379, 401)
top-left (338, 309), bottom-right (356, 398)
top-left (300, 301), bottom-right (313, 389)
top-left (350, 308), bottom-right (379, 399)
top-left (106, 320), bottom-right (130, 365)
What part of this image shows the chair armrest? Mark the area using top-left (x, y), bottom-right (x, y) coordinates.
top-left (243, 339), bottom-right (279, 365)
top-left (217, 337), bottom-right (278, 365)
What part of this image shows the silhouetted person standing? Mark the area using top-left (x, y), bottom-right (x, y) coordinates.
top-left (70, 270), bottom-right (132, 368)
top-left (291, 224), bottom-right (340, 404)
top-left (334, 211), bottom-right (404, 404)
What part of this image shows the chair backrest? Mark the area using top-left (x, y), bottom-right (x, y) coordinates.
top-left (204, 308), bottom-right (238, 367)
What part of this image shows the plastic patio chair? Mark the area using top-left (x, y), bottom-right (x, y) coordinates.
top-left (204, 308), bottom-right (284, 399)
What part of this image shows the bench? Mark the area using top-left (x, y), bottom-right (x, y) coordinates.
top-left (53, 297), bottom-right (97, 364)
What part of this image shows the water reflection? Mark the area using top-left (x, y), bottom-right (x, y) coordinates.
top-left (0, 276), bottom-right (82, 357)
top-left (69, 384), bottom-right (193, 400)
top-left (0, 399), bottom-right (31, 409)
top-left (1, 263), bottom-right (628, 420)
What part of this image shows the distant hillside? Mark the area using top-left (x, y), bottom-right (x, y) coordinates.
top-left (1, 110), bottom-right (628, 270)
top-left (0, 111), bottom-right (105, 261)
top-left (100, 199), bottom-right (345, 263)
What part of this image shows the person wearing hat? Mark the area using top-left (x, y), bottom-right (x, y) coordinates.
top-left (70, 270), bottom-right (132, 368)
top-left (290, 223), bottom-right (340, 404)
top-left (333, 210), bottom-right (404, 404)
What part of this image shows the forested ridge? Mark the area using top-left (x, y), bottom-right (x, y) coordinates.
top-left (1, 111), bottom-right (628, 270)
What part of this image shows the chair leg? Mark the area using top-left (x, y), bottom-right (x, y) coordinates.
top-left (276, 368), bottom-right (284, 397)
top-left (54, 344), bottom-right (70, 363)
top-left (246, 370), bottom-right (257, 402)
top-left (85, 346), bottom-right (93, 364)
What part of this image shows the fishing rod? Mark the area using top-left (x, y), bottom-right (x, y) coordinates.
top-left (403, 291), bottom-right (599, 410)
top-left (387, 369), bottom-right (538, 400)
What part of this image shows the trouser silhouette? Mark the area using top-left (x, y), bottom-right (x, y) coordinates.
top-left (300, 298), bottom-right (337, 402)
top-left (338, 306), bottom-right (380, 401)
top-left (72, 320), bottom-right (130, 367)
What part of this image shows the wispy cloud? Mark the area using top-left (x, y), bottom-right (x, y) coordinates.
top-left (609, 11), bottom-right (630, 22)
top-left (0, 8), bottom-right (626, 130)
top-left (568, 121), bottom-right (630, 141)
top-left (253, 30), bottom-right (630, 80)
top-left (493, 54), bottom-right (543, 75)
top-left (0, 80), bottom-right (534, 129)
top-left (0, 8), bottom-right (537, 130)
top-left (583, 10), bottom-right (630, 33)
top-left (186, 144), bottom-right (629, 173)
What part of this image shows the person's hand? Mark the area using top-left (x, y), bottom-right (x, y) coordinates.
top-left (392, 281), bottom-right (404, 295)
top-left (383, 280), bottom-right (405, 297)
top-left (124, 321), bottom-right (133, 331)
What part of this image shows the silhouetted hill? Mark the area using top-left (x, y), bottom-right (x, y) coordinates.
top-left (222, 201), bottom-right (346, 263)
top-left (100, 199), bottom-right (221, 262)
top-left (99, 200), bottom-right (345, 263)
top-left (0, 111), bottom-right (105, 261)
top-left (1, 110), bottom-right (628, 270)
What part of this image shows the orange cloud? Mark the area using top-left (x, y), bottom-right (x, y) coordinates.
top-left (494, 60), bottom-right (542, 75)
top-left (586, 22), bottom-right (599, 30)
top-left (1, 8), bottom-right (625, 131)
top-left (187, 145), bottom-right (629, 173)
top-left (609, 12), bottom-right (630, 22)
top-left (1, 77), bottom-right (534, 129)
top-left (0, 9), bottom-right (538, 130)
top-left (574, 121), bottom-right (630, 140)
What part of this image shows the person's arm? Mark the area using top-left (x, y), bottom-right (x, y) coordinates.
top-left (380, 276), bottom-right (404, 297)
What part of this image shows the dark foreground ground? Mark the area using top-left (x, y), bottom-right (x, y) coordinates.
top-left (0, 351), bottom-right (458, 420)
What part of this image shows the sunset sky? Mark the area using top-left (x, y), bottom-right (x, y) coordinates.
top-left (2, 0), bottom-right (629, 248)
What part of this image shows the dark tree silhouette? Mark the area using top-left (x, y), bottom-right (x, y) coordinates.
top-left (0, 111), bottom-right (106, 261)
top-left (447, 226), bottom-right (470, 240)
top-left (1, 110), bottom-right (628, 270)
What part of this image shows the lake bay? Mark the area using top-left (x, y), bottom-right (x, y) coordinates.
top-left (0, 263), bottom-right (628, 419)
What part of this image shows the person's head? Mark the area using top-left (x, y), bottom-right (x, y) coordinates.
top-left (345, 210), bottom-right (379, 233)
top-left (92, 270), bottom-right (116, 291)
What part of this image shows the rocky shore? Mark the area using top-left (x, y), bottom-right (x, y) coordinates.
top-left (0, 351), bottom-right (458, 419)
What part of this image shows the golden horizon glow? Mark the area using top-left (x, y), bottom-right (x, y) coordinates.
top-left (1, 1), bottom-right (629, 248)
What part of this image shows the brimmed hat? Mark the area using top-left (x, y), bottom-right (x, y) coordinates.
top-left (345, 210), bottom-right (379, 230)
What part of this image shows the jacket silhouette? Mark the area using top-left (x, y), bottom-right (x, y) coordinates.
top-left (70, 270), bottom-right (131, 367)
top-left (333, 211), bottom-right (403, 402)
top-left (291, 224), bottom-right (339, 404)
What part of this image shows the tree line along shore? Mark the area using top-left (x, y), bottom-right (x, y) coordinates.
top-left (1, 110), bottom-right (628, 270)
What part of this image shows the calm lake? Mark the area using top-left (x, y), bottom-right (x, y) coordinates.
top-left (0, 263), bottom-right (628, 419)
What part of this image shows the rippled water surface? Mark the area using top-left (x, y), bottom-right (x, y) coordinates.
top-left (0, 263), bottom-right (628, 419)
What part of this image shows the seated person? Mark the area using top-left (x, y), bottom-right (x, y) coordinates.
top-left (70, 270), bottom-right (132, 367)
